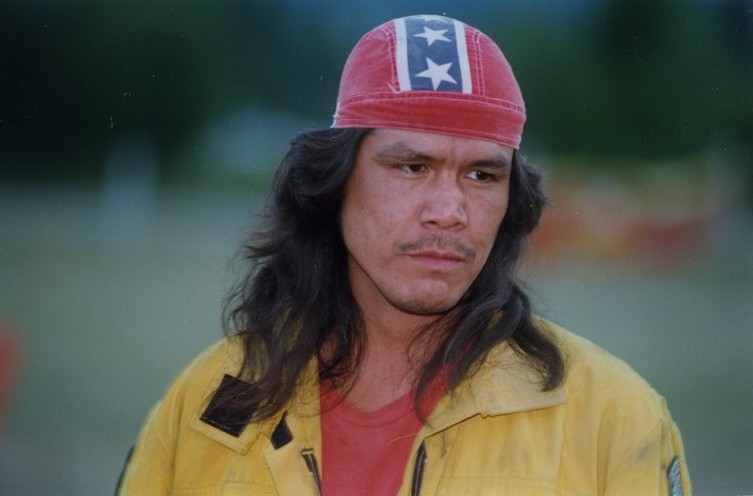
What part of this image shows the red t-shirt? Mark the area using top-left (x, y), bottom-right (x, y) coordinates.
top-left (320, 379), bottom-right (445, 496)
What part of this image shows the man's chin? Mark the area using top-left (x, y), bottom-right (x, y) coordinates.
top-left (388, 294), bottom-right (460, 317)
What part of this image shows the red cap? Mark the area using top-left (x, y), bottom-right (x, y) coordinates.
top-left (332, 15), bottom-right (526, 149)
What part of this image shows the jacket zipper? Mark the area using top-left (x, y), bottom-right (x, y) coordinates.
top-left (301, 448), bottom-right (323, 496)
top-left (410, 442), bottom-right (427, 496)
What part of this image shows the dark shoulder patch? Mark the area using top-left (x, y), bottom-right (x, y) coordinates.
top-left (200, 374), bottom-right (258, 437)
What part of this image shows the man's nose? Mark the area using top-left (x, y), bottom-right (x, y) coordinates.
top-left (419, 177), bottom-right (468, 229)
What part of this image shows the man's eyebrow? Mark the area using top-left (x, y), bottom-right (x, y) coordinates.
top-left (373, 142), bottom-right (513, 171)
top-left (469, 155), bottom-right (512, 171)
top-left (372, 142), bottom-right (438, 163)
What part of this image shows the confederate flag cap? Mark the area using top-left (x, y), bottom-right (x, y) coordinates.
top-left (332, 15), bottom-right (526, 149)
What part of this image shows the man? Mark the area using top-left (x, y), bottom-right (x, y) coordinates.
top-left (117, 15), bottom-right (691, 495)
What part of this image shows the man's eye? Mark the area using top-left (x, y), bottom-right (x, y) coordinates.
top-left (398, 163), bottom-right (425, 174)
top-left (467, 170), bottom-right (496, 182)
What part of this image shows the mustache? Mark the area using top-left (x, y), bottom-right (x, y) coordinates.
top-left (397, 234), bottom-right (477, 261)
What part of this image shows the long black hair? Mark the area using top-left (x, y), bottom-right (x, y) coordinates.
top-left (222, 127), bottom-right (563, 423)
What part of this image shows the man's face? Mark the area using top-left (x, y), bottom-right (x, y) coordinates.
top-left (341, 128), bottom-right (513, 320)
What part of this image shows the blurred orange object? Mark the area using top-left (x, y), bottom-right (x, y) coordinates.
top-left (0, 323), bottom-right (23, 431)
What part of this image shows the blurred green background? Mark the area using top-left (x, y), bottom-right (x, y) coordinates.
top-left (0, 1), bottom-right (751, 494)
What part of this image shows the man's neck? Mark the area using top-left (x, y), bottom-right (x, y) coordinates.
top-left (340, 312), bottom-right (446, 412)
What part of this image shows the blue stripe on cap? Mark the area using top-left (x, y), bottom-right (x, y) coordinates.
top-left (395, 16), bottom-right (471, 93)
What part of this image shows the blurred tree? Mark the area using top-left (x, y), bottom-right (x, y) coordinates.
top-left (0, 1), bottom-right (294, 183)
top-left (1, 0), bottom-right (749, 192)
top-left (217, 2), bottom-right (345, 120)
top-left (492, 0), bottom-right (750, 167)
top-left (592, 0), bottom-right (749, 161)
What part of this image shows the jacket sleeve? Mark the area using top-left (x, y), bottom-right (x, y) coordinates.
top-left (116, 396), bottom-right (177, 496)
top-left (115, 342), bottom-right (225, 496)
top-left (604, 402), bottom-right (691, 496)
top-left (115, 340), bottom-right (243, 495)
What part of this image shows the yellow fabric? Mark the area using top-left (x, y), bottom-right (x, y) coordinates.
top-left (118, 321), bottom-right (691, 496)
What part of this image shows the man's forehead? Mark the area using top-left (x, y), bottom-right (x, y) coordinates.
top-left (364, 128), bottom-right (514, 165)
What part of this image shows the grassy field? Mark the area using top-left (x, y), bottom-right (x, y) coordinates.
top-left (0, 185), bottom-right (751, 495)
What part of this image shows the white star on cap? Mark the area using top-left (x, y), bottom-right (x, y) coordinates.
top-left (415, 58), bottom-right (457, 90)
top-left (414, 27), bottom-right (450, 46)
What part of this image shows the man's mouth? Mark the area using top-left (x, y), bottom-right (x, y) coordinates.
top-left (397, 234), bottom-right (476, 262)
top-left (407, 251), bottom-right (466, 271)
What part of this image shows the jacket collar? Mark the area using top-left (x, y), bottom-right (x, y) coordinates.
top-left (425, 341), bottom-right (566, 434)
top-left (189, 354), bottom-right (321, 455)
top-left (191, 340), bottom-right (565, 453)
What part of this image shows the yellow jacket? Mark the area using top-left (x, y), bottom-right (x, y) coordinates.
top-left (118, 321), bottom-right (691, 495)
